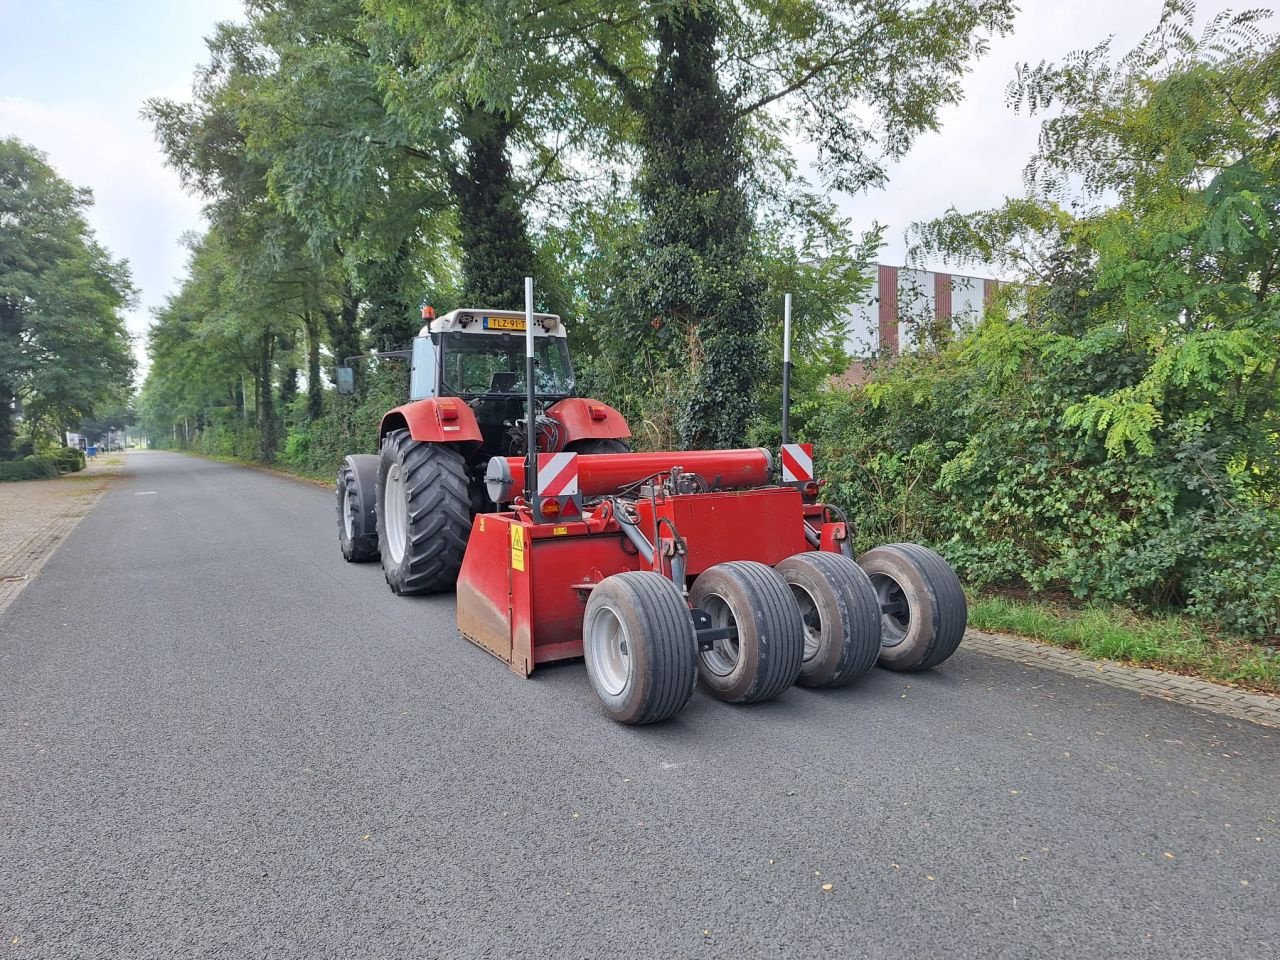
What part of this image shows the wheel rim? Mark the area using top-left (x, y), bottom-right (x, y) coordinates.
top-left (790, 584), bottom-right (822, 662)
top-left (699, 593), bottom-right (741, 677)
top-left (870, 573), bottom-right (910, 646)
top-left (384, 462), bottom-right (408, 564)
top-left (343, 482), bottom-right (355, 540)
top-left (586, 604), bottom-right (632, 697)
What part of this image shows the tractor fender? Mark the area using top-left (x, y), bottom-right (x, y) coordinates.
top-left (546, 397), bottom-right (631, 444)
top-left (379, 398), bottom-right (483, 444)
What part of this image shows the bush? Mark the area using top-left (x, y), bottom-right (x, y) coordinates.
top-left (0, 455), bottom-right (61, 482)
top-left (52, 447), bottom-right (86, 473)
top-left (277, 365), bottom-right (408, 477)
top-left (798, 316), bottom-right (1280, 641)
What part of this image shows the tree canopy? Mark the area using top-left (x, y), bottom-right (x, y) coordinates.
top-left (0, 138), bottom-right (135, 457)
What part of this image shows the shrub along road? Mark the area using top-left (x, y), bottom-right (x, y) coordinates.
top-left (1, 452), bottom-right (1276, 959)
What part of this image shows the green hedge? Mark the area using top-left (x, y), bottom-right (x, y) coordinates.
top-left (798, 340), bottom-right (1280, 641)
top-left (0, 456), bottom-right (61, 482)
top-left (52, 447), bottom-right (86, 473)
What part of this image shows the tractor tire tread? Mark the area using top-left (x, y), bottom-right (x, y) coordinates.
top-left (567, 438), bottom-right (631, 455)
top-left (379, 430), bottom-right (471, 595)
top-left (337, 459), bottom-right (379, 563)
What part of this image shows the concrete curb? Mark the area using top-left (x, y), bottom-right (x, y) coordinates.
top-left (964, 628), bottom-right (1280, 730)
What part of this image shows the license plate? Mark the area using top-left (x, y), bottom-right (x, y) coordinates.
top-left (483, 316), bottom-right (526, 331)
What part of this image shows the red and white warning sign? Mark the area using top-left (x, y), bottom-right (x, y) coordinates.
top-left (780, 443), bottom-right (813, 483)
top-left (537, 452), bottom-right (579, 497)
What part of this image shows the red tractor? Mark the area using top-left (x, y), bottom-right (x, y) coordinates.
top-left (338, 283), bottom-right (967, 724)
top-left (335, 303), bottom-right (631, 593)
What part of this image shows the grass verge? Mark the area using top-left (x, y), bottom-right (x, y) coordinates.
top-left (969, 594), bottom-right (1280, 695)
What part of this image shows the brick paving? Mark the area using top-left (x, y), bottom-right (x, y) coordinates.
top-left (965, 628), bottom-right (1280, 730)
top-left (0, 453), bottom-right (125, 614)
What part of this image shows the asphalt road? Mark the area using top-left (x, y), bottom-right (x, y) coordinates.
top-left (1, 451), bottom-right (1276, 960)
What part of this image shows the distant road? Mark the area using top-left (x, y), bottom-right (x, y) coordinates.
top-left (2, 451), bottom-right (1275, 959)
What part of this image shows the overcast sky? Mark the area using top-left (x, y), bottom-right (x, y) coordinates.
top-left (0, 0), bottom-right (1245, 369)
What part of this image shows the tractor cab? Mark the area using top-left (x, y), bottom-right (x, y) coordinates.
top-left (409, 309), bottom-right (576, 460)
top-left (409, 308), bottom-right (574, 402)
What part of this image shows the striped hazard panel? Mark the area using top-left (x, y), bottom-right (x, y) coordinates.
top-left (537, 452), bottom-right (579, 497)
top-left (780, 443), bottom-right (813, 483)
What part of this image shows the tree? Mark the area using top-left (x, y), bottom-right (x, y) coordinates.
top-left (0, 138), bottom-right (135, 457)
top-left (888, 0), bottom-right (1280, 636)
top-left (399, 0), bottom-right (1014, 445)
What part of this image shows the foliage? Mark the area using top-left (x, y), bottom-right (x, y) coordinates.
top-left (970, 594), bottom-right (1280, 693)
top-left (0, 455), bottom-right (61, 482)
top-left (51, 447), bottom-right (86, 473)
top-left (0, 138), bottom-right (135, 458)
top-left (828, 2), bottom-right (1280, 638)
top-left (276, 364), bottom-right (409, 476)
top-left (626, 6), bottom-right (764, 449)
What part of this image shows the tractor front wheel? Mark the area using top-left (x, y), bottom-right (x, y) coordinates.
top-left (377, 429), bottom-right (471, 595)
top-left (337, 454), bottom-right (379, 563)
top-left (776, 551), bottom-right (880, 688)
top-left (583, 572), bottom-right (698, 725)
top-left (691, 561), bottom-right (804, 703)
top-left (857, 543), bottom-right (967, 671)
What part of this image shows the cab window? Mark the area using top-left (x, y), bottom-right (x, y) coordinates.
top-left (409, 336), bottom-right (437, 400)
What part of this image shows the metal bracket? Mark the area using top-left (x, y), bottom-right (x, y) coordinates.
top-left (691, 607), bottom-right (737, 652)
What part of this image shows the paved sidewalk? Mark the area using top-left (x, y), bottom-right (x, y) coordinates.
top-left (0, 453), bottom-right (125, 613)
top-left (966, 628), bottom-right (1280, 730)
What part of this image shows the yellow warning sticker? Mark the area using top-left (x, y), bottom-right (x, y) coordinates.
top-left (510, 524), bottom-right (525, 571)
top-left (553, 526), bottom-right (569, 536)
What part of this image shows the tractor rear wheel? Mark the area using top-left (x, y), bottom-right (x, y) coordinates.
top-left (583, 572), bottom-right (698, 725)
top-left (337, 455), bottom-right (379, 563)
top-left (690, 561), bottom-right (804, 704)
top-left (857, 543), bottom-right (967, 672)
top-left (377, 429), bottom-right (471, 595)
top-left (776, 551), bottom-right (880, 688)
top-left (568, 438), bottom-right (631, 454)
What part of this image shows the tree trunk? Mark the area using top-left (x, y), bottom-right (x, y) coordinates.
top-left (0, 301), bottom-right (20, 461)
top-left (326, 284), bottom-right (362, 383)
top-left (365, 240), bottom-right (420, 352)
top-left (451, 106), bottom-right (538, 310)
top-left (304, 311), bottom-right (323, 420)
top-left (635, 4), bottom-right (764, 449)
top-left (258, 332), bottom-right (277, 460)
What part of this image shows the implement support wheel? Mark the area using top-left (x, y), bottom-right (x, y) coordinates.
top-left (377, 428), bottom-right (471, 595)
top-left (857, 543), bottom-right (967, 672)
top-left (690, 561), bottom-right (804, 704)
top-left (777, 551), bottom-right (880, 688)
top-left (583, 572), bottom-right (698, 725)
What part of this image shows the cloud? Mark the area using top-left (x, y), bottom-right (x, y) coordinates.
top-left (824, 0), bottom-right (1242, 271)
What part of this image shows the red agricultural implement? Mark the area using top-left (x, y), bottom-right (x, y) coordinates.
top-left (337, 283), bottom-right (966, 724)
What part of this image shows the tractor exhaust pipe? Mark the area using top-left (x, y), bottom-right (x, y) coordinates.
top-left (781, 292), bottom-right (793, 446)
top-left (524, 276), bottom-right (537, 503)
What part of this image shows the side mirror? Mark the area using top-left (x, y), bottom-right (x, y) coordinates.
top-left (336, 365), bottom-right (355, 396)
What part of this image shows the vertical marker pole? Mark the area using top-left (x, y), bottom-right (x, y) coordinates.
top-left (524, 277), bottom-right (538, 506)
top-left (781, 293), bottom-right (793, 445)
